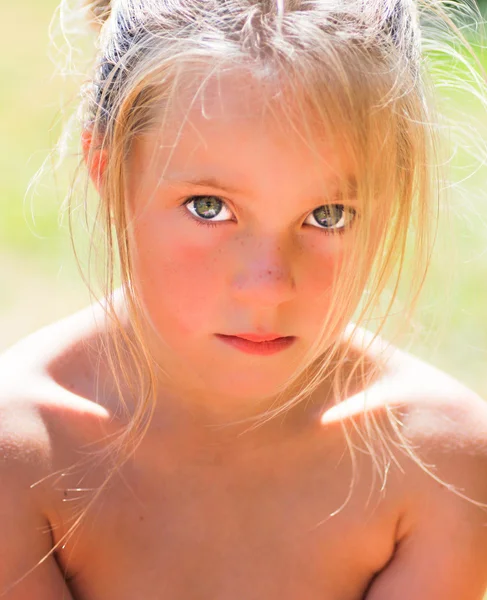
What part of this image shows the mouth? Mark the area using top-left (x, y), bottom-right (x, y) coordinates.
top-left (229, 333), bottom-right (288, 342)
top-left (214, 334), bottom-right (296, 356)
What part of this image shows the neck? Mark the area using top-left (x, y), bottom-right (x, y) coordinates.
top-left (104, 287), bottom-right (339, 444)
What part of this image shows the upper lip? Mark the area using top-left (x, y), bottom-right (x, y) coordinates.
top-left (221, 333), bottom-right (289, 342)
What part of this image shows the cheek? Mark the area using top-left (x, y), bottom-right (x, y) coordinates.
top-left (128, 205), bottom-right (355, 343)
top-left (129, 214), bottom-right (225, 336)
top-left (299, 238), bottom-right (346, 299)
top-left (296, 239), bottom-right (362, 344)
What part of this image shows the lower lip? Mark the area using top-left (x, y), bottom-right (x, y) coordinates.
top-left (215, 335), bottom-right (296, 355)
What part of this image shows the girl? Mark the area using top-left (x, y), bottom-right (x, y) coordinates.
top-left (2, 0), bottom-right (487, 598)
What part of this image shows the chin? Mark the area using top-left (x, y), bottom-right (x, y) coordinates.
top-left (200, 368), bottom-right (299, 403)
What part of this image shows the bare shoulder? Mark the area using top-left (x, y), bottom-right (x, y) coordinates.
top-left (0, 293), bottom-right (123, 422)
top-left (322, 327), bottom-right (487, 503)
top-left (378, 347), bottom-right (487, 478)
top-left (0, 305), bottom-right (125, 596)
top-left (0, 302), bottom-right (117, 492)
top-left (393, 354), bottom-right (487, 465)
top-left (325, 333), bottom-right (487, 599)
top-left (384, 351), bottom-right (487, 535)
top-left (324, 327), bottom-right (487, 461)
top-left (323, 331), bottom-right (487, 506)
top-left (0, 354), bottom-right (95, 598)
top-left (0, 299), bottom-right (122, 504)
top-left (0, 396), bottom-right (77, 598)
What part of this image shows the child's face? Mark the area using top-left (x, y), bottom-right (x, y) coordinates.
top-left (124, 73), bottom-right (363, 409)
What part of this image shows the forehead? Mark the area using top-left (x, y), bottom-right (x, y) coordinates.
top-left (131, 69), bottom-right (354, 193)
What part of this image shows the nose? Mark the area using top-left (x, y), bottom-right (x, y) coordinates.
top-left (230, 233), bottom-right (297, 307)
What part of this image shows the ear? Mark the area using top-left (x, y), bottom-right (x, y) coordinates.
top-left (81, 128), bottom-right (108, 193)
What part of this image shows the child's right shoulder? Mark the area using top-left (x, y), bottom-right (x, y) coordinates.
top-left (0, 304), bottom-right (121, 509)
top-left (0, 306), bottom-right (117, 497)
top-left (0, 304), bottom-right (116, 444)
top-left (0, 391), bottom-right (77, 597)
top-left (0, 310), bottom-right (112, 598)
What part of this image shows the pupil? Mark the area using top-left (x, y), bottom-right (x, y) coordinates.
top-left (194, 196), bottom-right (221, 219)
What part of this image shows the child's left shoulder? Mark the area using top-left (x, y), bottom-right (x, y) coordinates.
top-left (386, 349), bottom-right (487, 475)
top-left (324, 340), bottom-right (487, 503)
top-left (323, 332), bottom-right (487, 453)
top-left (391, 351), bottom-right (487, 517)
top-left (339, 346), bottom-right (487, 599)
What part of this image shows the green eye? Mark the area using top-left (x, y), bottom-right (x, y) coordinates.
top-left (183, 196), bottom-right (233, 226)
top-left (308, 204), bottom-right (357, 232)
top-left (182, 196), bottom-right (357, 234)
top-left (191, 196), bottom-right (223, 219)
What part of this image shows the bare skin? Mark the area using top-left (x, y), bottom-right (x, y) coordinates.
top-left (2, 298), bottom-right (487, 600)
top-left (3, 73), bottom-right (487, 599)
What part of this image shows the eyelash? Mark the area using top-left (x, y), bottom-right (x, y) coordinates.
top-left (180, 196), bottom-right (357, 235)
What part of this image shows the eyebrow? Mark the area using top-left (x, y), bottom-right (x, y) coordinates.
top-left (164, 174), bottom-right (358, 202)
top-left (165, 175), bottom-right (246, 195)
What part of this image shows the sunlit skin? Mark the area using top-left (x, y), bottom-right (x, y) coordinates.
top-left (1, 67), bottom-right (487, 600)
top-left (80, 72), bottom-right (384, 441)
top-left (90, 72), bottom-right (367, 427)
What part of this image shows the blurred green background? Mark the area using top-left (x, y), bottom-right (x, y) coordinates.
top-left (0, 0), bottom-right (486, 403)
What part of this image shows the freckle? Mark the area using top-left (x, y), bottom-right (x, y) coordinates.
top-left (64, 490), bottom-right (68, 497)
top-left (139, 515), bottom-right (144, 522)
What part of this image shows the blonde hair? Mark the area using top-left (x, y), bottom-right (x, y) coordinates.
top-left (9, 0), bottom-right (487, 592)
